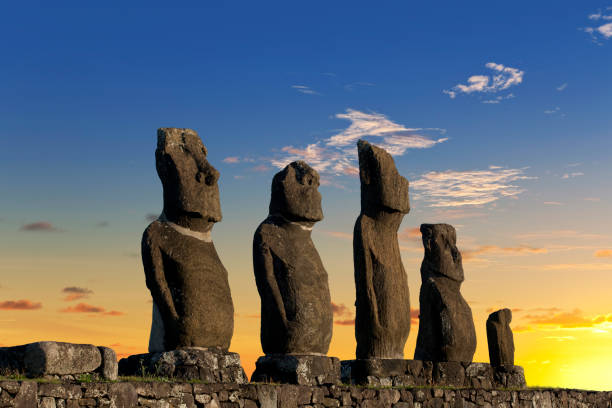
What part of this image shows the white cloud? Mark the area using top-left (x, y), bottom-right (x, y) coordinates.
top-left (599, 22), bottom-right (612, 37)
top-left (483, 93), bottom-right (515, 104)
top-left (561, 172), bottom-right (584, 179)
top-left (270, 109), bottom-right (447, 176)
top-left (557, 83), bottom-right (568, 91)
top-left (584, 10), bottom-right (612, 42)
top-left (291, 85), bottom-right (319, 95)
top-left (411, 167), bottom-right (534, 207)
top-left (444, 63), bottom-right (524, 101)
top-left (344, 82), bottom-right (375, 91)
top-left (544, 107), bottom-right (561, 114)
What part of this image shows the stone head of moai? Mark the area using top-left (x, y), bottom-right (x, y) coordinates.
top-left (269, 160), bottom-right (323, 223)
top-left (357, 139), bottom-right (410, 216)
top-left (155, 128), bottom-right (221, 228)
top-left (420, 223), bottom-right (464, 282)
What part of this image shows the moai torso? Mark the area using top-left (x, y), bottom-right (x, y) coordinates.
top-left (143, 128), bottom-right (234, 352)
top-left (414, 223), bottom-right (476, 363)
top-left (353, 140), bottom-right (411, 359)
top-left (253, 161), bottom-right (333, 355)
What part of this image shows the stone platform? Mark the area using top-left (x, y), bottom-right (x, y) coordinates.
top-left (0, 341), bottom-right (117, 380)
top-left (1, 380), bottom-right (610, 408)
top-left (251, 354), bottom-right (341, 385)
top-left (341, 359), bottom-right (526, 389)
top-left (118, 347), bottom-right (247, 383)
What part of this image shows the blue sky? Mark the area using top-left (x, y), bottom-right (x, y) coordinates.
top-left (1, 2), bottom-right (612, 389)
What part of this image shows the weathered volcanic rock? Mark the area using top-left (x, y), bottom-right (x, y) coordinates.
top-left (0, 341), bottom-right (117, 380)
top-left (353, 140), bottom-right (411, 359)
top-left (414, 224), bottom-right (476, 363)
top-left (24, 342), bottom-right (101, 377)
top-left (143, 128), bottom-right (234, 352)
top-left (251, 354), bottom-right (340, 385)
top-left (97, 346), bottom-right (118, 381)
top-left (487, 308), bottom-right (515, 366)
top-left (118, 347), bottom-right (247, 383)
top-left (253, 161), bottom-right (333, 355)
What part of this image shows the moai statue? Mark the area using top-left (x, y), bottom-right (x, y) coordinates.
top-left (414, 224), bottom-right (476, 363)
top-left (487, 308), bottom-right (515, 366)
top-left (251, 161), bottom-right (339, 385)
top-left (142, 128), bottom-right (234, 352)
top-left (353, 140), bottom-right (411, 359)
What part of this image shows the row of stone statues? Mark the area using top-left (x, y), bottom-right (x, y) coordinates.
top-left (136, 127), bottom-right (517, 385)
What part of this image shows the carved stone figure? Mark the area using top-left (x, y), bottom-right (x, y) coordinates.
top-left (414, 223), bottom-right (476, 363)
top-left (142, 128), bottom-right (234, 352)
top-left (353, 140), bottom-right (411, 359)
top-left (487, 308), bottom-right (515, 366)
top-left (252, 161), bottom-right (333, 354)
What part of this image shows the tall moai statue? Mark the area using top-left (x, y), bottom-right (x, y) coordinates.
top-left (251, 161), bottom-right (339, 385)
top-left (487, 308), bottom-right (515, 366)
top-left (353, 140), bottom-right (411, 359)
top-left (142, 128), bottom-right (234, 352)
top-left (119, 128), bottom-right (246, 383)
top-left (415, 224), bottom-right (476, 362)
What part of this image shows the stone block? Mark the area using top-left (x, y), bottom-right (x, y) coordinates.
top-left (252, 355), bottom-right (341, 386)
top-left (118, 347), bottom-right (247, 383)
top-left (434, 361), bottom-right (466, 387)
top-left (96, 346), bottom-right (118, 380)
top-left (24, 342), bottom-right (101, 377)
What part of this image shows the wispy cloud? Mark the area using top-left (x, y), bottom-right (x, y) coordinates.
top-left (291, 85), bottom-right (320, 95)
top-left (223, 156), bottom-right (240, 164)
top-left (462, 245), bottom-right (547, 261)
top-left (96, 221), bottom-right (109, 228)
top-left (331, 302), bottom-right (355, 326)
top-left (270, 109), bottom-right (446, 177)
top-left (60, 302), bottom-right (124, 316)
top-left (544, 107), bottom-right (561, 115)
top-left (62, 286), bottom-right (94, 302)
top-left (557, 83), bottom-right (568, 91)
top-left (398, 227), bottom-right (421, 242)
top-left (543, 201), bottom-right (563, 206)
top-left (0, 299), bottom-right (42, 310)
top-left (344, 82), bottom-right (375, 91)
top-left (594, 249), bottom-right (612, 258)
top-left (561, 172), bottom-right (584, 179)
top-left (444, 62), bottom-right (524, 100)
top-left (411, 166), bottom-right (534, 207)
top-left (540, 263), bottom-right (612, 271)
top-left (482, 93), bottom-right (515, 104)
top-left (523, 309), bottom-right (612, 331)
top-left (583, 9), bottom-right (612, 43)
top-left (251, 164), bottom-right (270, 173)
top-left (20, 222), bottom-right (61, 232)
top-left (516, 230), bottom-right (605, 241)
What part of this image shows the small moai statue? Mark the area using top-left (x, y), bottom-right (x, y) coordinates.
top-left (353, 140), bottom-right (411, 359)
top-left (142, 128), bottom-right (234, 352)
top-left (414, 223), bottom-right (477, 363)
top-left (487, 308), bottom-right (515, 366)
top-left (251, 161), bottom-right (339, 385)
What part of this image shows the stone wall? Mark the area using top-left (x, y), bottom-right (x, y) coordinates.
top-left (1, 380), bottom-right (611, 408)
